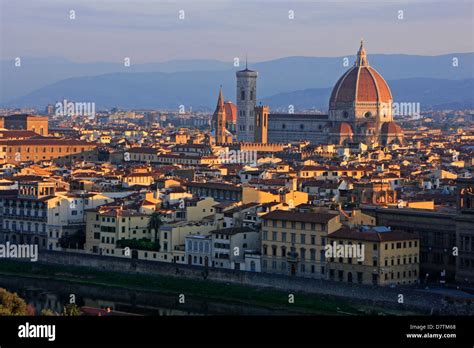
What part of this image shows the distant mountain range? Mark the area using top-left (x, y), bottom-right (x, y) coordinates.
top-left (1, 53), bottom-right (473, 110)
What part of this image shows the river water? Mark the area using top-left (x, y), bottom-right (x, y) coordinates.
top-left (0, 275), bottom-right (301, 316)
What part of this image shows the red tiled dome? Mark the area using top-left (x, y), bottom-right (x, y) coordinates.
top-left (224, 101), bottom-right (237, 123)
top-left (381, 122), bottom-right (403, 135)
top-left (329, 41), bottom-right (392, 106)
top-left (331, 122), bottom-right (353, 135)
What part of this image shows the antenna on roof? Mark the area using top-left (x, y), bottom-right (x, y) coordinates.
top-left (245, 54), bottom-right (248, 70)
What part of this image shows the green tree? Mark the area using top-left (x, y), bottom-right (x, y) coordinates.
top-left (0, 288), bottom-right (29, 316)
top-left (62, 303), bottom-right (82, 316)
top-left (41, 309), bottom-right (58, 316)
top-left (148, 211), bottom-right (162, 243)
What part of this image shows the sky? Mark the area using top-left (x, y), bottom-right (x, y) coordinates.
top-left (1, 0), bottom-right (473, 64)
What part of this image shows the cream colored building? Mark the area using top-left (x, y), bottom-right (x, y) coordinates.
top-left (186, 197), bottom-right (218, 222)
top-left (242, 186), bottom-right (308, 207)
top-left (85, 207), bottom-right (152, 256)
top-left (326, 227), bottom-right (420, 286)
top-left (261, 210), bottom-right (341, 278)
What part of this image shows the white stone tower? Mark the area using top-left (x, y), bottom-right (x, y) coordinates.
top-left (236, 60), bottom-right (258, 142)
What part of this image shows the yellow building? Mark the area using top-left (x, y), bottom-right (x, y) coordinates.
top-left (85, 207), bottom-right (152, 256)
top-left (261, 210), bottom-right (341, 278)
top-left (0, 138), bottom-right (97, 164)
top-left (326, 227), bottom-right (420, 286)
top-left (242, 186), bottom-right (308, 207)
top-left (186, 197), bottom-right (218, 222)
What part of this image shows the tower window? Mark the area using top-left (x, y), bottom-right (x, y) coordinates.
top-left (343, 111), bottom-right (349, 118)
top-left (364, 112), bottom-right (372, 118)
top-left (282, 124), bottom-right (286, 129)
top-left (241, 90), bottom-right (245, 101)
top-left (300, 124), bottom-right (305, 130)
top-left (250, 90), bottom-right (254, 100)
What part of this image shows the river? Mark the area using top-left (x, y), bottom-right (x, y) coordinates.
top-left (0, 275), bottom-right (302, 316)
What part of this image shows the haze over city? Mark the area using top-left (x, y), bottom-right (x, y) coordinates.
top-left (1, 0), bottom-right (473, 63)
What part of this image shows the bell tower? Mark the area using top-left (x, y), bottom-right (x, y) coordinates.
top-left (213, 87), bottom-right (227, 145)
top-left (236, 59), bottom-right (258, 142)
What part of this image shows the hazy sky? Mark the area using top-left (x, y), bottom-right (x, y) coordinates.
top-left (1, 0), bottom-right (473, 63)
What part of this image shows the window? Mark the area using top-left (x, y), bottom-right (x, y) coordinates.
top-left (300, 248), bottom-right (306, 260)
top-left (300, 234), bottom-right (306, 244)
top-left (272, 231), bottom-right (277, 241)
top-left (281, 232), bottom-right (287, 242)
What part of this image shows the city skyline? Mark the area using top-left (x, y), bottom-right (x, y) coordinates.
top-left (0, 1), bottom-right (472, 345)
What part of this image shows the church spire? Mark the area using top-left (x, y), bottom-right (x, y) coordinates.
top-left (355, 39), bottom-right (369, 67)
top-left (217, 85), bottom-right (224, 108)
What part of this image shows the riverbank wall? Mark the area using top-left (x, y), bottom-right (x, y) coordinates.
top-left (10, 250), bottom-right (474, 315)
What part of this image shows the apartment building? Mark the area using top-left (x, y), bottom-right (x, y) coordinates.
top-left (0, 181), bottom-right (110, 250)
top-left (261, 210), bottom-right (341, 278)
top-left (210, 227), bottom-right (259, 270)
top-left (0, 138), bottom-right (97, 164)
top-left (326, 226), bottom-right (420, 286)
top-left (85, 206), bottom-right (152, 256)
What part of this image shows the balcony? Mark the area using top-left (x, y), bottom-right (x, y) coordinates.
top-left (1, 212), bottom-right (47, 221)
top-left (1, 228), bottom-right (47, 237)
